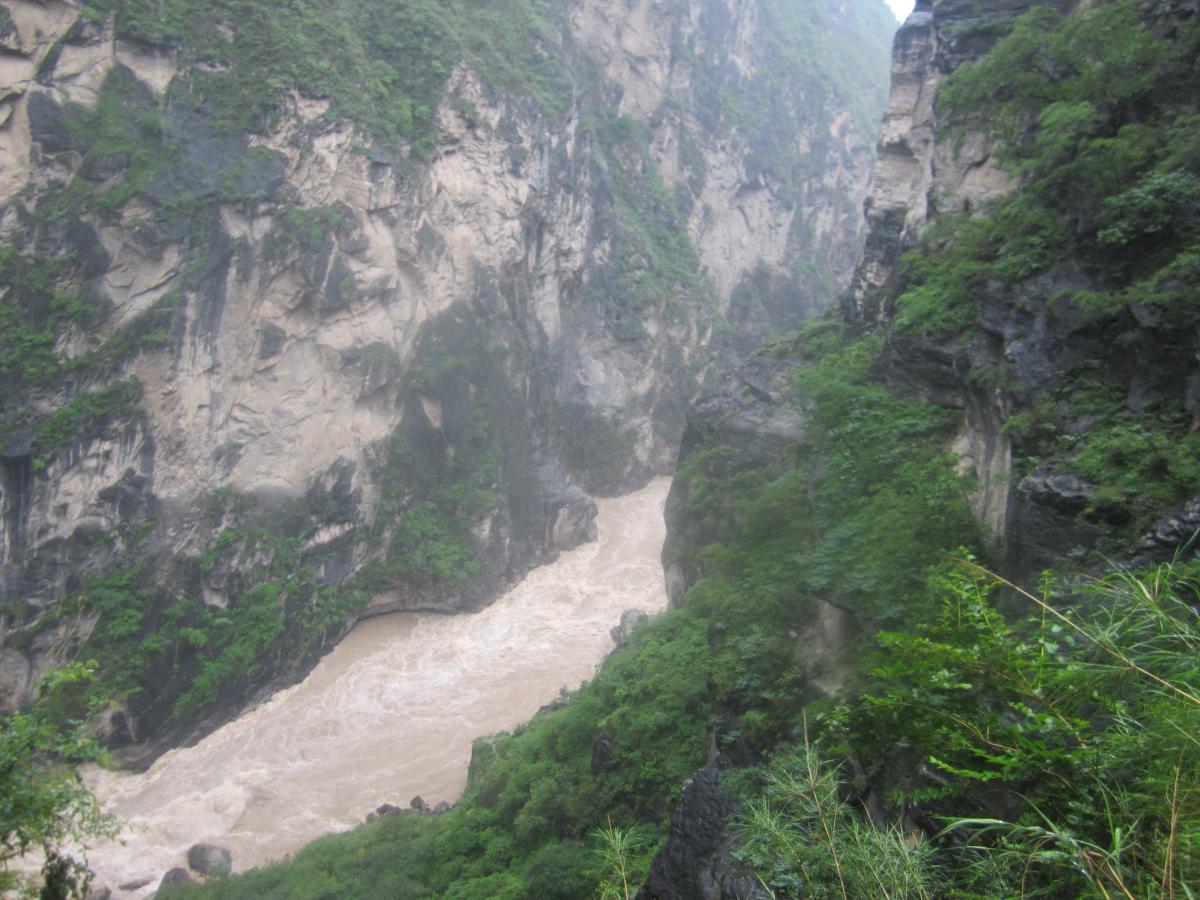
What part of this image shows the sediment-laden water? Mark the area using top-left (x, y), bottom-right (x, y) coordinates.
top-left (81, 478), bottom-right (670, 895)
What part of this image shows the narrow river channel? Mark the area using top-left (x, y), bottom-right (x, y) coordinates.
top-left (80, 478), bottom-right (670, 895)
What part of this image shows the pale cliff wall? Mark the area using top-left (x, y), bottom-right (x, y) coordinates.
top-left (0, 0), bottom-right (893, 752)
top-left (840, 0), bottom-right (1041, 542)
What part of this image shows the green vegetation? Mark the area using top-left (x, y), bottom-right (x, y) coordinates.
top-left (813, 558), bottom-right (1200, 898)
top-left (66, 64), bottom-right (167, 216)
top-left (736, 740), bottom-right (940, 898)
top-left (594, 821), bottom-right (652, 900)
top-left (668, 322), bottom-right (977, 624)
top-left (362, 398), bottom-right (502, 592)
top-left (0, 664), bottom-right (118, 899)
top-left (0, 381), bottom-right (143, 472)
top-left (897, 0), bottom-right (1200, 338)
top-left (891, 0), bottom-right (1200, 539)
top-left (262, 206), bottom-right (354, 261)
top-left (0, 248), bottom-right (99, 387)
top-left (80, 0), bottom-right (571, 154)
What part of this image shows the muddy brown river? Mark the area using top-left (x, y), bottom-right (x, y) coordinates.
top-left (79, 478), bottom-right (670, 895)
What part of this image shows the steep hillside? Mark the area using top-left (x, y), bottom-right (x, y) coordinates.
top-left (0, 0), bottom-right (892, 758)
top-left (164, 1), bottom-right (1200, 897)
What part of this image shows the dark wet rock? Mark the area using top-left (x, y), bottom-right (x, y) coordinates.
top-left (1006, 473), bottom-right (1100, 576)
top-left (27, 91), bottom-right (72, 154)
top-left (321, 256), bottom-right (357, 311)
top-left (80, 152), bottom-right (131, 182)
top-left (63, 16), bottom-right (105, 45)
top-left (1131, 497), bottom-right (1200, 566)
top-left (85, 887), bottom-right (112, 900)
top-left (186, 843), bottom-right (232, 877)
top-left (341, 342), bottom-right (403, 399)
top-left (410, 795), bottom-right (428, 812)
top-left (538, 455), bottom-right (598, 550)
top-left (159, 867), bottom-right (194, 889)
top-left (635, 762), bottom-right (766, 900)
top-left (433, 801), bottom-right (452, 815)
top-left (257, 323), bottom-right (287, 359)
top-left (118, 878), bottom-right (153, 891)
top-left (664, 349), bottom-right (807, 604)
top-left (97, 469), bottom-right (152, 524)
top-left (677, 352), bottom-right (808, 469)
top-left (536, 692), bottom-right (571, 716)
top-left (95, 701), bottom-right (137, 747)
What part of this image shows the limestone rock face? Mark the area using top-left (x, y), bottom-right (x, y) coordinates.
top-left (843, 0), bottom-right (1027, 329)
top-left (571, 0), bottom-right (890, 354)
top-left (832, 0), bottom-right (1043, 553)
top-left (0, 0), bottom-right (891, 747)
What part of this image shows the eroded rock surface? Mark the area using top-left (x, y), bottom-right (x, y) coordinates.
top-left (0, 0), bottom-right (892, 752)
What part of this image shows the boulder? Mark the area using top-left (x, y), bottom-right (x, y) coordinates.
top-left (159, 867), bottom-right (195, 888)
top-left (186, 843), bottom-right (232, 877)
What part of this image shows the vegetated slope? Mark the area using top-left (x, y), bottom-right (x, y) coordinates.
top-left (164, 0), bottom-right (1200, 896)
top-left (0, 0), bottom-right (892, 762)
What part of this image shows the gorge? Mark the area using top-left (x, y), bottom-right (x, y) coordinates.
top-left (80, 479), bottom-right (669, 893)
top-left (4, 0), bottom-right (1200, 898)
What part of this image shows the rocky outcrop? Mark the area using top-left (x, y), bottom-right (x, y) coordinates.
top-left (635, 762), bottom-right (764, 900)
top-left (158, 867), bottom-right (194, 889)
top-left (0, 0), bottom-right (891, 750)
top-left (609, 607), bottom-right (647, 647)
top-left (843, 0), bottom-right (1025, 328)
top-left (839, 0), bottom-right (1200, 574)
top-left (662, 346), bottom-right (806, 605)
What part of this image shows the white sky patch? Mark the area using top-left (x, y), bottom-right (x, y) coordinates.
top-left (885, 0), bottom-right (913, 20)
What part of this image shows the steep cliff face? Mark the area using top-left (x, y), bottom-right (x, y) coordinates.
top-left (653, 0), bottom-right (1200, 890)
top-left (666, 0), bottom-right (1042, 613)
top-left (840, 0), bottom-right (1034, 542)
top-left (0, 0), bottom-right (892, 750)
top-left (574, 0), bottom-right (890, 354)
top-left (667, 0), bottom-right (1200, 625)
top-left (839, 0), bottom-right (1200, 574)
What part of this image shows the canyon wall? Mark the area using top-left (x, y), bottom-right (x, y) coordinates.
top-left (0, 0), bottom-right (893, 756)
top-left (652, 1), bottom-right (1200, 890)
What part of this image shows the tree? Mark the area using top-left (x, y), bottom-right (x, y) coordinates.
top-left (0, 663), bottom-right (117, 899)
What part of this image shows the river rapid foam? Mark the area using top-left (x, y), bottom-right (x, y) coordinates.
top-left (80, 478), bottom-right (670, 895)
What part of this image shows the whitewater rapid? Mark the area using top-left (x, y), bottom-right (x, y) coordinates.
top-left (80, 478), bottom-right (670, 895)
